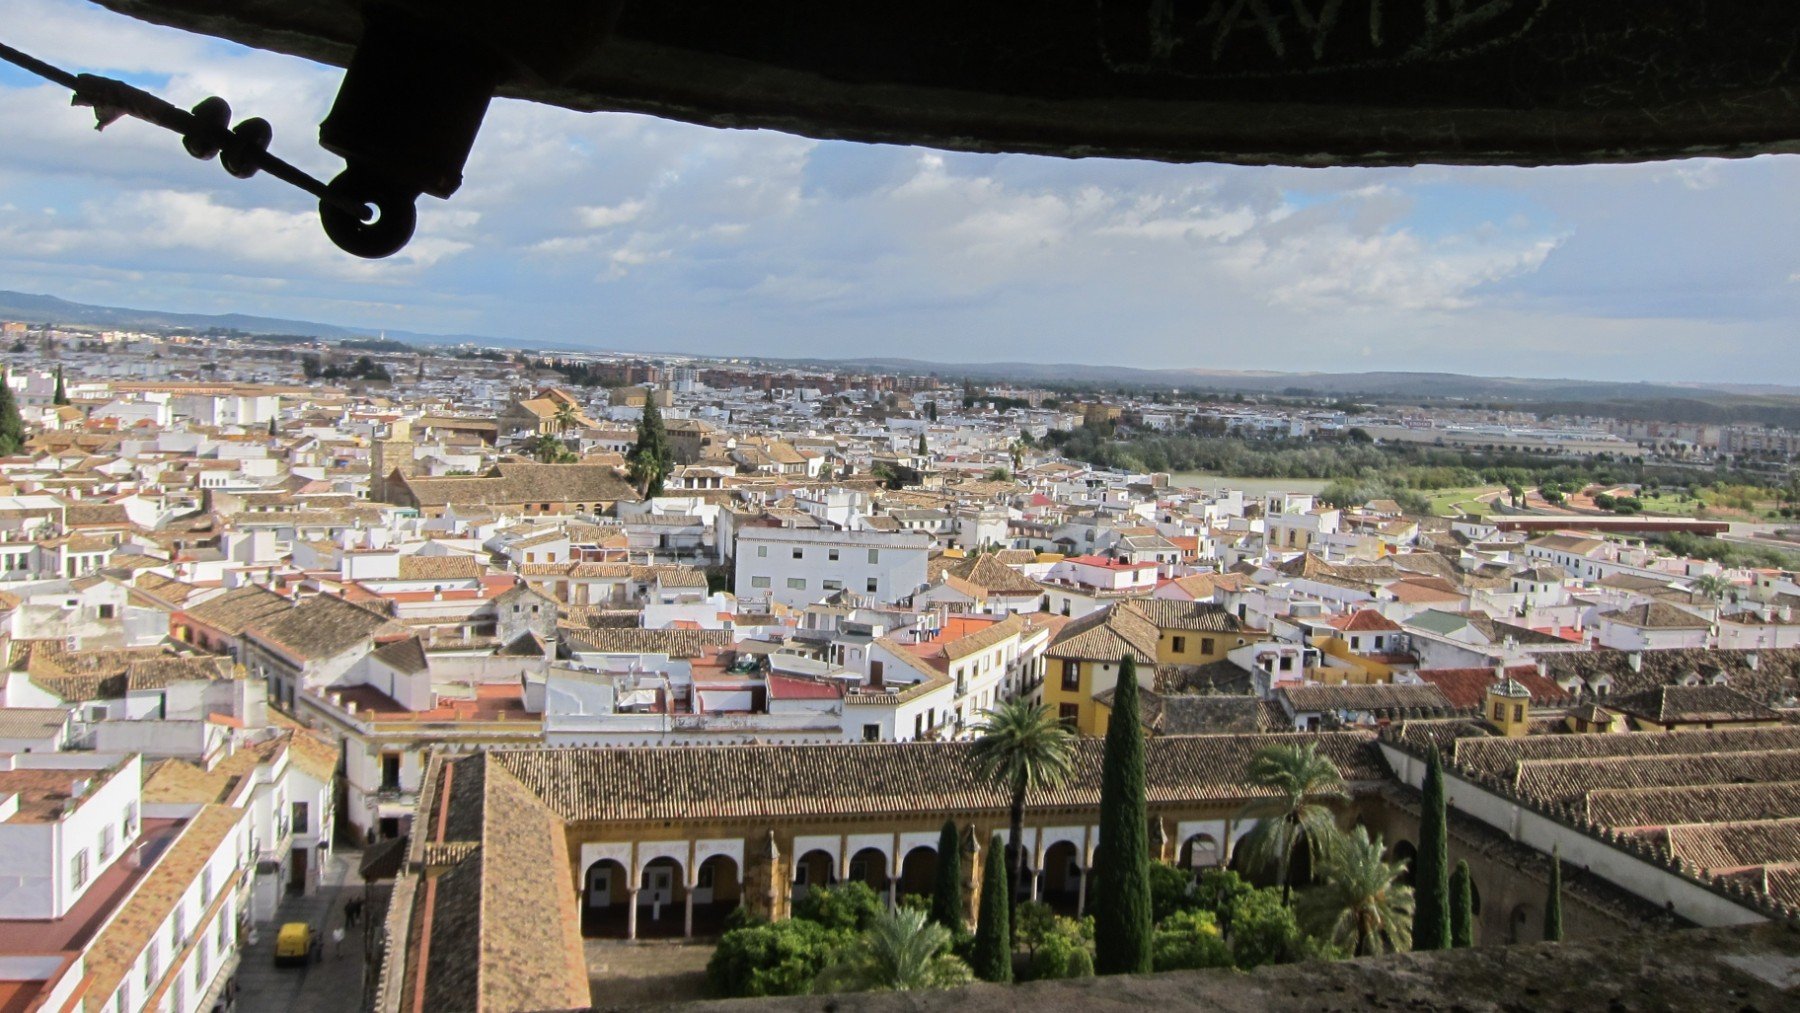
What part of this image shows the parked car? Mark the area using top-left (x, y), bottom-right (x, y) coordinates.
top-left (274, 922), bottom-right (314, 966)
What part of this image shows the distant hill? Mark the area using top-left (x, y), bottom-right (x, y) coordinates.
top-left (0, 289), bottom-right (571, 352)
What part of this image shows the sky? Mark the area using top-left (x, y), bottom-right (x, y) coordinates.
top-left (1, 0), bottom-right (1797, 385)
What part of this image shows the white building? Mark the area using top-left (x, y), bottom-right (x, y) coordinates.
top-left (734, 527), bottom-right (930, 608)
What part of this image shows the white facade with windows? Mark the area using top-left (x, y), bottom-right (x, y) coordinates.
top-left (734, 528), bottom-right (929, 608)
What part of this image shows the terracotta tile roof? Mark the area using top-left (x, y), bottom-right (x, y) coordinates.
top-left (0, 706), bottom-right (69, 740)
top-left (141, 735), bottom-right (289, 805)
top-left (244, 593), bottom-right (403, 663)
top-left (560, 626), bottom-right (732, 658)
top-left (1539, 647), bottom-right (1800, 703)
top-left (1126, 598), bottom-right (1247, 633)
top-left (1415, 666), bottom-right (1574, 709)
top-left (1651, 818), bottom-right (1800, 875)
top-left (1600, 602), bottom-right (1712, 629)
top-left (1278, 683), bottom-right (1455, 715)
top-left (1045, 602), bottom-right (1159, 663)
top-left (1610, 684), bottom-right (1782, 724)
top-left (1451, 725), bottom-right (1800, 780)
top-left (1514, 748), bottom-right (1800, 806)
top-left (181, 584), bottom-right (293, 636)
top-left (403, 756), bottom-right (588, 1013)
top-left (396, 555), bottom-right (486, 581)
top-left (489, 732), bottom-right (1385, 822)
top-left (400, 463), bottom-right (639, 508)
top-left (1584, 781), bottom-right (1800, 830)
top-left (371, 636), bottom-right (430, 675)
top-left (82, 805), bottom-right (245, 1007)
top-left (939, 614), bottom-right (1029, 662)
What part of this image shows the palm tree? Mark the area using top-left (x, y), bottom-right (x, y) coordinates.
top-left (1237, 741), bottom-right (1349, 904)
top-left (971, 699), bottom-right (1076, 914)
top-left (1009, 439), bottom-right (1027, 473)
top-left (1691, 573), bottom-right (1732, 606)
top-left (553, 401), bottom-right (579, 436)
top-left (532, 433), bottom-right (575, 464)
top-left (815, 907), bottom-right (973, 993)
top-left (1299, 826), bottom-right (1414, 957)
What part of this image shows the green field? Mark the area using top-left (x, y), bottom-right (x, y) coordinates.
top-left (1427, 486), bottom-right (1496, 518)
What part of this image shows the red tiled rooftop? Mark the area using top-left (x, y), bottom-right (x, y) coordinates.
top-left (766, 674), bottom-right (844, 701)
top-left (1329, 609), bottom-right (1404, 633)
top-left (1066, 554), bottom-right (1157, 570)
top-left (1415, 665), bottom-right (1574, 709)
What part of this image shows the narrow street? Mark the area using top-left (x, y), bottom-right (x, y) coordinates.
top-left (234, 849), bottom-right (368, 1013)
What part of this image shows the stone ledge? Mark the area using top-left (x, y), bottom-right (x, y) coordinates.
top-left (622, 921), bottom-right (1800, 1013)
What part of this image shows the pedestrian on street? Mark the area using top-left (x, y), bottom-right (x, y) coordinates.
top-left (331, 926), bottom-right (345, 959)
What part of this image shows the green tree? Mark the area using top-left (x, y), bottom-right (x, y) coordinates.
top-left (1691, 573), bottom-right (1732, 605)
top-left (971, 834), bottom-right (1012, 982)
top-left (52, 367), bottom-right (68, 406)
top-left (1300, 826), bottom-right (1414, 957)
top-left (1237, 742), bottom-right (1349, 904)
top-left (1223, 886), bottom-right (1314, 969)
top-left (707, 918), bottom-right (843, 998)
top-left (793, 882), bottom-right (885, 932)
top-left (1012, 901), bottom-right (1056, 959)
top-left (931, 820), bottom-right (964, 932)
top-left (1412, 749), bottom-right (1451, 951)
top-left (1148, 861), bottom-right (1202, 924)
top-left (1543, 847), bottom-right (1563, 942)
top-left (1150, 909), bottom-right (1233, 971)
top-left (1450, 860), bottom-right (1474, 948)
top-left (627, 397), bottom-right (670, 497)
top-left (970, 700), bottom-right (1075, 923)
top-left (917, 431), bottom-right (928, 457)
top-left (531, 433), bottom-right (576, 464)
top-left (815, 907), bottom-right (972, 994)
top-left (553, 400), bottom-right (578, 435)
top-left (1024, 917), bottom-right (1094, 981)
top-left (0, 370), bottom-right (25, 455)
top-left (1093, 653), bottom-right (1152, 975)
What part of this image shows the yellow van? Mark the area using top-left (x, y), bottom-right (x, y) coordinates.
top-left (274, 922), bottom-right (313, 966)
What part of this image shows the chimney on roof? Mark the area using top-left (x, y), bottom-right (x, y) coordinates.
top-left (1746, 651), bottom-right (1760, 671)
top-left (1627, 651), bottom-right (1643, 672)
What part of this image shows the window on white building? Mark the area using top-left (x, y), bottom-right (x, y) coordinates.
top-left (787, 578), bottom-right (806, 590)
top-left (868, 549), bottom-right (880, 563)
top-left (751, 576), bottom-right (770, 589)
top-left (69, 849), bottom-right (89, 890)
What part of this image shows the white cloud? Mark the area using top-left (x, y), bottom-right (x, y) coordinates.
top-left (576, 199), bottom-right (647, 229)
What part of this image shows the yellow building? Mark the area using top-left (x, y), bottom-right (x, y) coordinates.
top-left (1130, 598), bottom-right (1267, 666)
top-left (1042, 603), bottom-right (1159, 736)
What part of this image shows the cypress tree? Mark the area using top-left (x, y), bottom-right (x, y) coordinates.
top-left (1412, 748), bottom-right (1451, 951)
top-left (972, 833), bottom-right (1012, 982)
top-left (1543, 846), bottom-right (1563, 942)
top-left (1094, 653), bottom-right (1152, 975)
top-left (627, 397), bottom-right (669, 497)
top-left (0, 370), bottom-right (24, 456)
top-left (916, 431), bottom-right (927, 457)
top-left (1450, 859), bottom-right (1473, 948)
top-left (931, 819), bottom-right (963, 931)
top-left (52, 367), bottom-right (68, 406)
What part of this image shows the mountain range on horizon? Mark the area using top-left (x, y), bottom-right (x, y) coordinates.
top-left (4, 288), bottom-right (1799, 419)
